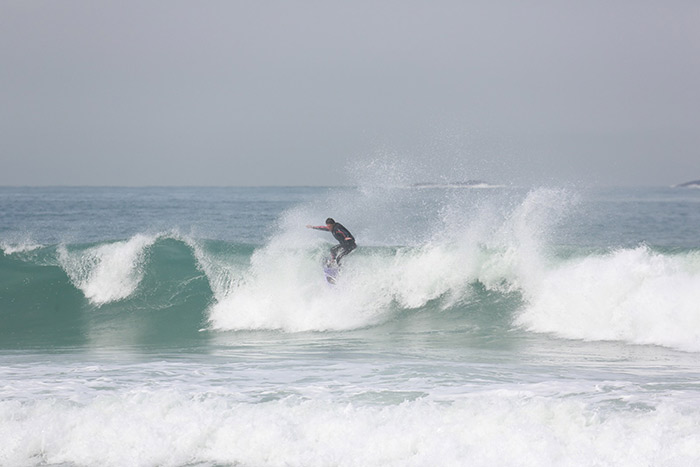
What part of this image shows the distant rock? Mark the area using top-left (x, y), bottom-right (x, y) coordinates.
top-left (411, 180), bottom-right (503, 189)
top-left (674, 180), bottom-right (700, 188)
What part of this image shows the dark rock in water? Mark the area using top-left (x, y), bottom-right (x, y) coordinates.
top-left (675, 180), bottom-right (700, 188)
top-left (411, 180), bottom-right (502, 188)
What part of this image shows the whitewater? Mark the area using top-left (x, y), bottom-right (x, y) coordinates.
top-left (2, 184), bottom-right (700, 466)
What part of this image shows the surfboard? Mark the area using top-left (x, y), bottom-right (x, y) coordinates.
top-left (323, 258), bottom-right (339, 285)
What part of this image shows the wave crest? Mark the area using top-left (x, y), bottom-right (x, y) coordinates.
top-left (516, 246), bottom-right (700, 352)
top-left (58, 235), bottom-right (158, 305)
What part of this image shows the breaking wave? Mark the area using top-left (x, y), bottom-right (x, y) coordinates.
top-left (2, 187), bottom-right (700, 352)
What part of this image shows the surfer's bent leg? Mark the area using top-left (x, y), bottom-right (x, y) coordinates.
top-left (330, 244), bottom-right (342, 262)
top-left (334, 242), bottom-right (356, 265)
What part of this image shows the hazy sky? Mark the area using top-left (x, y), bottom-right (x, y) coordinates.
top-left (1, 1), bottom-right (698, 186)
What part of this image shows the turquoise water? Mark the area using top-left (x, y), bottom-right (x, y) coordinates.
top-left (2, 185), bottom-right (700, 466)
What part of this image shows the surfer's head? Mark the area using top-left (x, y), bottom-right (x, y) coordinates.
top-left (325, 218), bottom-right (335, 226)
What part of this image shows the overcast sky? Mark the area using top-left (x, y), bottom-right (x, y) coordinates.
top-left (1, 1), bottom-right (698, 186)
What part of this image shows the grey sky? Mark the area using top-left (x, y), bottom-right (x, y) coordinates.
top-left (1, 1), bottom-right (698, 186)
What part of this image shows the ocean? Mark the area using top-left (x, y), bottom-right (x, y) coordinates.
top-left (1, 184), bottom-right (700, 466)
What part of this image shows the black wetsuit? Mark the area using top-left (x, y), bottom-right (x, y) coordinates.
top-left (312, 222), bottom-right (357, 264)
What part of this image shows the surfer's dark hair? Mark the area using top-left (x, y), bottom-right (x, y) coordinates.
top-left (325, 218), bottom-right (335, 225)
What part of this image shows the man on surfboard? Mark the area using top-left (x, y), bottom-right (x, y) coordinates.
top-left (306, 218), bottom-right (357, 265)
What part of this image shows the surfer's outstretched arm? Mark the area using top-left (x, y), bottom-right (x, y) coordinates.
top-left (306, 225), bottom-right (330, 231)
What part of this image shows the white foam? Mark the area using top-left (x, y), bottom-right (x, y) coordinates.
top-left (516, 246), bottom-right (700, 352)
top-left (206, 188), bottom-right (574, 333)
top-left (207, 235), bottom-right (388, 332)
top-left (2, 389), bottom-right (700, 467)
top-left (204, 193), bottom-right (489, 332)
top-left (58, 234), bottom-right (157, 305)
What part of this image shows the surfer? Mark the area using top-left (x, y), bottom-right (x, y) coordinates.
top-left (306, 218), bottom-right (357, 265)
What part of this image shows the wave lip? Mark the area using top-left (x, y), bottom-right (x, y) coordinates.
top-left (57, 234), bottom-right (158, 306)
top-left (1, 240), bottom-right (43, 255)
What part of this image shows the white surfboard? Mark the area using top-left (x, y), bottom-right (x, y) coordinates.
top-left (323, 258), bottom-right (339, 285)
